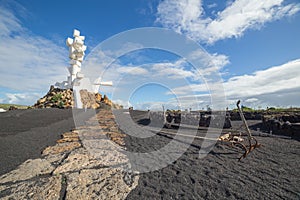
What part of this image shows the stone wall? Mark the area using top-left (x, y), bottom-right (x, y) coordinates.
top-left (229, 111), bottom-right (262, 121)
top-left (260, 113), bottom-right (300, 140)
top-left (149, 111), bottom-right (232, 128)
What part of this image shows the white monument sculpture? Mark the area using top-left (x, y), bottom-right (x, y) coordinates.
top-left (55, 29), bottom-right (113, 108)
top-left (55, 29), bottom-right (86, 89)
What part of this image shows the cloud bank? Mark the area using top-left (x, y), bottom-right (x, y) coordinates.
top-left (0, 2), bottom-right (67, 105)
top-left (169, 59), bottom-right (300, 109)
top-left (156, 0), bottom-right (300, 44)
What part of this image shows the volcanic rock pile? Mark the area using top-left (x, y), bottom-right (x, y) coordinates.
top-left (33, 86), bottom-right (122, 109)
top-left (79, 89), bottom-right (113, 109)
top-left (34, 86), bottom-right (74, 109)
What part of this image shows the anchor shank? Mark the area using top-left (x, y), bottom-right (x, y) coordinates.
top-left (237, 100), bottom-right (253, 146)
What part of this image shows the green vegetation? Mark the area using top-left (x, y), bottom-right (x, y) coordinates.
top-left (231, 106), bottom-right (255, 112)
top-left (241, 106), bottom-right (254, 112)
top-left (0, 104), bottom-right (28, 110)
top-left (50, 93), bottom-right (65, 108)
top-left (58, 101), bottom-right (64, 108)
top-left (51, 93), bottom-right (63, 102)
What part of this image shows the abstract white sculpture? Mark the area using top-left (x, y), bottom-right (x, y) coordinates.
top-left (92, 77), bottom-right (113, 93)
top-left (55, 29), bottom-right (86, 89)
top-left (55, 29), bottom-right (113, 108)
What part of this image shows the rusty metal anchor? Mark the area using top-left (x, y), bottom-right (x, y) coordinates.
top-left (234, 100), bottom-right (261, 160)
top-left (218, 100), bottom-right (261, 160)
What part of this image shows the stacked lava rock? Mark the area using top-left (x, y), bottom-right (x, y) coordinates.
top-left (79, 89), bottom-right (100, 109)
top-left (34, 85), bottom-right (123, 109)
top-left (261, 112), bottom-right (300, 139)
top-left (79, 89), bottom-right (122, 109)
top-left (34, 86), bottom-right (74, 109)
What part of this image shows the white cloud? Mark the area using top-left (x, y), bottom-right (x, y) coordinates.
top-left (113, 99), bottom-right (132, 108)
top-left (84, 48), bottom-right (300, 110)
top-left (0, 34), bottom-right (67, 91)
top-left (207, 3), bottom-right (217, 9)
top-left (151, 59), bottom-right (194, 79)
top-left (245, 98), bottom-right (259, 103)
top-left (224, 59), bottom-right (300, 98)
top-left (146, 53), bottom-right (229, 81)
top-left (104, 52), bottom-right (228, 83)
top-left (154, 0), bottom-right (300, 109)
top-left (0, 6), bottom-right (22, 36)
top-left (188, 50), bottom-right (230, 77)
top-left (0, 3), bottom-right (68, 102)
top-left (1, 92), bottom-right (42, 105)
top-left (156, 0), bottom-right (300, 44)
top-left (166, 83), bottom-right (208, 95)
top-left (169, 59), bottom-right (300, 108)
top-left (85, 49), bottom-right (228, 109)
top-left (117, 66), bottom-right (149, 75)
top-left (131, 101), bottom-right (181, 111)
top-left (169, 93), bottom-right (209, 109)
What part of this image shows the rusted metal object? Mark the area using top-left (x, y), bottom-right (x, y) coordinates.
top-left (219, 100), bottom-right (261, 160)
top-left (236, 100), bottom-right (261, 160)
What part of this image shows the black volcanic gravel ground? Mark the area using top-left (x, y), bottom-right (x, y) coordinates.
top-left (0, 108), bottom-right (75, 175)
top-left (122, 110), bottom-right (300, 200)
top-left (0, 108), bottom-right (299, 199)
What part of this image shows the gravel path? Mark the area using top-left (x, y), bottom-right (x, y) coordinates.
top-left (0, 109), bottom-right (75, 175)
top-left (122, 110), bottom-right (300, 200)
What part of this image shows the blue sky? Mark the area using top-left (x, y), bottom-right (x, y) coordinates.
top-left (0, 0), bottom-right (299, 110)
